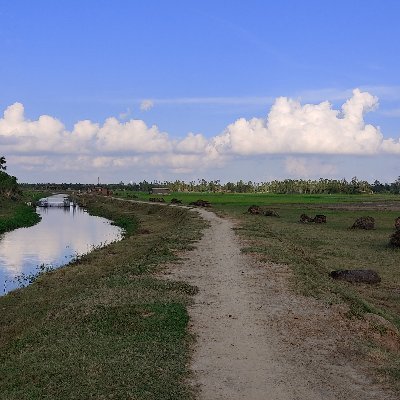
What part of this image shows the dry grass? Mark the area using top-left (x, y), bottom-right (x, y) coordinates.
top-left (224, 201), bottom-right (400, 389)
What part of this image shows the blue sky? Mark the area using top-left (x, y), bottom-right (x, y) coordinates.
top-left (1, 0), bottom-right (400, 183)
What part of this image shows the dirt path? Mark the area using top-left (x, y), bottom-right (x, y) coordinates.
top-left (168, 208), bottom-right (396, 400)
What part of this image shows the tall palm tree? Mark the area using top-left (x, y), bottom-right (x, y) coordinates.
top-left (0, 156), bottom-right (6, 170)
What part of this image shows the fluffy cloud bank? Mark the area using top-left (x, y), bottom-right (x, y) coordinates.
top-left (211, 89), bottom-right (400, 156)
top-left (1, 89), bottom-right (400, 180)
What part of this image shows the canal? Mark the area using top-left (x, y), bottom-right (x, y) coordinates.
top-left (0, 194), bottom-right (123, 294)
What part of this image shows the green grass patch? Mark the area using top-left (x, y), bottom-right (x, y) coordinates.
top-left (0, 200), bottom-right (41, 234)
top-left (115, 190), bottom-right (400, 207)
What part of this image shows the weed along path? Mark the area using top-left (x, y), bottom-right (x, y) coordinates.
top-left (169, 207), bottom-right (396, 400)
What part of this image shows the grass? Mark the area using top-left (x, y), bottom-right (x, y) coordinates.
top-left (0, 191), bottom-right (49, 234)
top-left (0, 196), bottom-right (206, 399)
top-left (115, 189), bottom-right (400, 206)
top-left (0, 190), bottom-right (54, 234)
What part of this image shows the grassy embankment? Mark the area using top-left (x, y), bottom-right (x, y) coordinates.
top-left (0, 196), bottom-right (205, 399)
top-left (116, 190), bottom-right (400, 384)
top-left (0, 190), bottom-right (48, 234)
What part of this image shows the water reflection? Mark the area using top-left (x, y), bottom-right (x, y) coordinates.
top-left (0, 195), bottom-right (122, 294)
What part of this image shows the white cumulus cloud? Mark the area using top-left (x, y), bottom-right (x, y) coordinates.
top-left (95, 118), bottom-right (172, 153)
top-left (175, 132), bottom-right (208, 154)
top-left (2, 88), bottom-right (400, 181)
top-left (211, 89), bottom-right (400, 156)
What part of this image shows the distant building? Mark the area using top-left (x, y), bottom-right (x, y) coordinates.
top-left (94, 186), bottom-right (112, 196)
top-left (151, 187), bottom-right (170, 195)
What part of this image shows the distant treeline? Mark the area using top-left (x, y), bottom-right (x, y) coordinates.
top-left (21, 176), bottom-right (400, 195)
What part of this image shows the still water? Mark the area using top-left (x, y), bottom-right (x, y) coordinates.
top-left (0, 194), bottom-right (123, 294)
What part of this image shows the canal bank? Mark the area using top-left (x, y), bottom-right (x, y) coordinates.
top-left (0, 196), bottom-right (205, 399)
top-left (0, 198), bottom-right (41, 235)
top-left (0, 194), bottom-right (123, 294)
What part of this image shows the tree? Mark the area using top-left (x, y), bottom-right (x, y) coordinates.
top-left (0, 156), bottom-right (6, 171)
top-left (0, 171), bottom-right (19, 198)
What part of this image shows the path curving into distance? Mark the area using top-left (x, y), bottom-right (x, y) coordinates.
top-left (169, 207), bottom-right (396, 400)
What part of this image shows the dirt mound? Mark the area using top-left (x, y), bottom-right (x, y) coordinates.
top-left (389, 230), bottom-right (400, 247)
top-left (189, 199), bottom-right (211, 207)
top-left (170, 198), bottom-right (182, 204)
top-left (248, 206), bottom-right (279, 217)
top-left (248, 205), bottom-right (263, 215)
top-left (351, 216), bottom-right (375, 230)
top-left (329, 269), bottom-right (381, 284)
top-left (300, 214), bottom-right (313, 223)
top-left (314, 214), bottom-right (327, 223)
top-left (300, 214), bottom-right (327, 223)
top-left (264, 209), bottom-right (280, 217)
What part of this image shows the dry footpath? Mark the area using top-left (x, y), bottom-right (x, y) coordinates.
top-left (167, 207), bottom-right (396, 400)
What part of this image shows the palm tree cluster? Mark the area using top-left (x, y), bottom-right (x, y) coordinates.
top-left (125, 177), bottom-right (376, 194)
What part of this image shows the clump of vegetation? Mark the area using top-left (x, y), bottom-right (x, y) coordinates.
top-left (329, 269), bottom-right (381, 284)
top-left (351, 216), bottom-right (375, 230)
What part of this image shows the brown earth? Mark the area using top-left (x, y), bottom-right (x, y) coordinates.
top-left (166, 208), bottom-right (397, 400)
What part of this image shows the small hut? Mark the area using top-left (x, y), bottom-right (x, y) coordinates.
top-left (150, 187), bottom-right (170, 195)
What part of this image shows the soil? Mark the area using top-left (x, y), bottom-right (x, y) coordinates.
top-left (166, 208), bottom-right (397, 400)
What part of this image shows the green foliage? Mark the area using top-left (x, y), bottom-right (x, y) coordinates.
top-left (0, 156), bottom-right (6, 170)
top-left (0, 201), bottom-right (41, 234)
top-left (21, 175), bottom-right (400, 195)
top-left (0, 171), bottom-right (19, 199)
